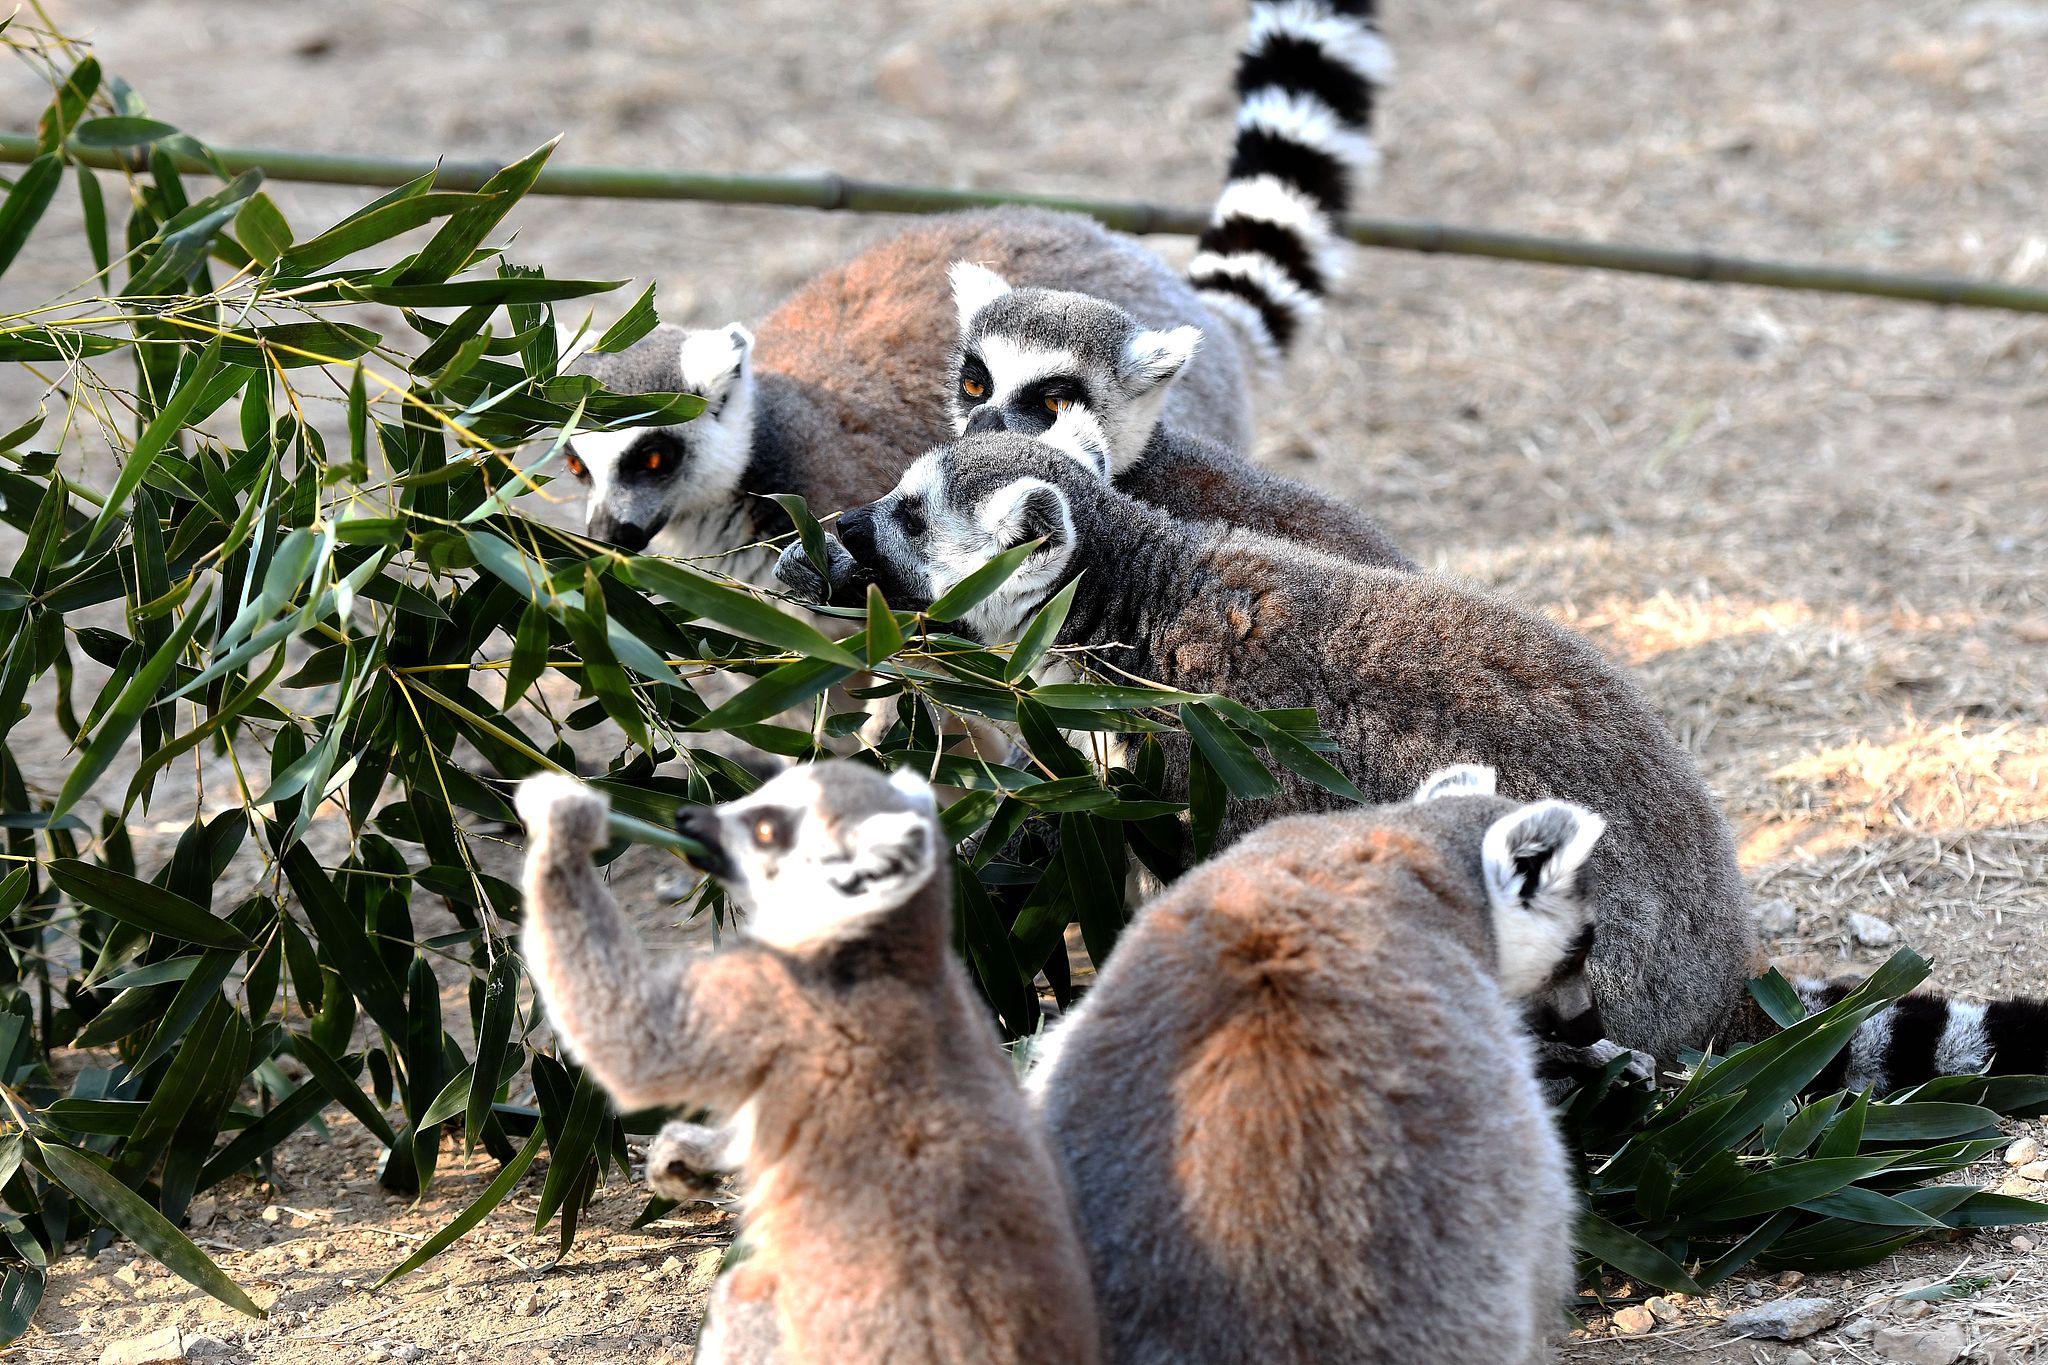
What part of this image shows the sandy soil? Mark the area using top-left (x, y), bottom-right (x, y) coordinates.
top-left (4, 0), bottom-right (2048, 1360)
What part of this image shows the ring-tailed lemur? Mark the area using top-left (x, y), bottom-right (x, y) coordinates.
top-left (830, 428), bottom-right (2048, 1084)
top-left (558, 0), bottom-right (1390, 575)
top-left (1024, 766), bottom-right (1590, 1365)
top-left (776, 264), bottom-right (1411, 606)
top-left (517, 765), bottom-right (1101, 1364)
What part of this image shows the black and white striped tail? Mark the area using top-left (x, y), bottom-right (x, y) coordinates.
top-left (1188, 0), bottom-right (1390, 361)
top-left (1796, 979), bottom-right (2048, 1095)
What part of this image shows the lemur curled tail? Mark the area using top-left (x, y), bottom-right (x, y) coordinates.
top-left (557, 1), bottom-right (1388, 575)
top-left (834, 428), bottom-right (2048, 1087)
top-left (518, 764), bottom-right (1100, 1364)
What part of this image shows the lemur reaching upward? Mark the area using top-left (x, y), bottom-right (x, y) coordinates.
top-left (1027, 765), bottom-right (1591, 1365)
top-left (556, 1), bottom-right (1391, 574)
top-left (517, 764), bottom-right (1101, 1365)
top-left (830, 428), bottom-right (2048, 1084)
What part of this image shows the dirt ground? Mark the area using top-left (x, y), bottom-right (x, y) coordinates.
top-left (5, 0), bottom-right (2048, 1360)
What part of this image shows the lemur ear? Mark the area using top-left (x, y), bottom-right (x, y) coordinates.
top-left (1038, 406), bottom-right (1114, 479)
top-left (983, 476), bottom-right (1073, 551)
top-left (678, 324), bottom-right (754, 410)
top-left (831, 808), bottom-right (936, 904)
top-left (1119, 325), bottom-right (1202, 395)
top-left (1414, 763), bottom-right (1498, 802)
top-left (887, 766), bottom-right (937, 813)
top-left (949, 261), bottom-right (1014, 331)
top-left (1482, 799), bottom-right (1606, 916)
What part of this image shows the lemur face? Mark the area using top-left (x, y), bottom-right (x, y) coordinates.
top-left (559, 323), bottom-right (756, 553)
top-left (1409, 764), bottom-right (1610, 1044)
top-left (947, 262), bottom-right (1200, 477)
top-left (673, 762), bottom-right (939, 951)
top-left (835, 434), bottom-right (1081, 645)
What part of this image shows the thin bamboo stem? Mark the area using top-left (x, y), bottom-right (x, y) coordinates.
top-left (5, 132), bottom-right (2047, 313)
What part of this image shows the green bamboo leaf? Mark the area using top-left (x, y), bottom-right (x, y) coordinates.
top-left (926, 538), bottom-right (1043, 626)
top-left (1938, 1192), bottom-right (2048, 1229)
top-left (396, 138), bottom-right (558, 285)
top-left (466, 956), bottom-right (521, 1154)
top-left (1180, 702), bottom-right (1280, 799)
top-left (278, 191), bottom-right (480, 272)
top-left (533, 1068), bottom-right (607, 1233)
top-left (1576, 1211), bottom-right (1703, 1294)
top-left (1858, 1102), bottom-right (2000, 1144)
top-left (82, 339), bottom-right (224, 549)
top-left (593, 282), bottom-right (660, 352)
top-left (624, 557), bottom-right (862, 669)
top-left (1749, 968), bottom-right (1808, 1029)
top-left (35, 1140), bottom-right (264, 1319)
top-left (954, 869), bottom-right (1037, 1038)
top-left (1797, 1186), bottom-right (1949, 1229)
top-left (218, 321), bottom-right (378, 370)
top-left (863, 583), bottom-right (904, 665)
top-left (196, 1077), bottom-right (333, 1193)
top-left (1774, 1091), bottom-right (1844, 1159)
top-left (1005, 577), bottom-right (1079, 682)
top-left (504, 600), bottom-right (550, 707)
top-left (0, 153), bottom-right (61, 280)
top-left (419, 1065), bottom-right (475, 1129)
top-left (1028, 682), bottom-right (1197, 709)
top-left (0, 1264), bottom-right (45, 1345)
top-left (290, 1034), bottom-right (398, 1148)
top-left (37, 57), bottom-right (99, 154)
top-left (47, 860), bottom-right (250, 949)
top-left (689, 657), bottom-right (853, 732)
top-left (376, 1123), bottom-right (544, 1288)
top-left (234, 191), bottom-right (292, 264)
top-left (71, 116), bottom-right (179, 148)
top-left (1817, 1089), bottom-right (1872, 1159)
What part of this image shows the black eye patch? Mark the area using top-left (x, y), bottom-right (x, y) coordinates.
top-left (623, 434), bottom-right (683, 482)
top-left (746, 806), bottom-right (800, 851)
top-left (893, 499), bottom-right (927, 538)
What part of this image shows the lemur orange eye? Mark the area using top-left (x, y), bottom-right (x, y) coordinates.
top-left (752, 816), bottom-right (777, 847)
top-left (565, 452), bottom-right (588, 479)
top-left (1044, 395), bottom-right (1071, 414)
top-left (961, 377), bottom-right (986, 398)
top-left (644, 449), bottom-right (667, 473)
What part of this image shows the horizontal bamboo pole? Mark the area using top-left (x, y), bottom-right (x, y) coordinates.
top-left (5, 132), bottom-right (2046, 314)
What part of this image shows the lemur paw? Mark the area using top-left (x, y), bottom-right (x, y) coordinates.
top-left (647, 1119), bottom-right (734, 1202)
top-left (515, 774), bottom-right (610, 852)
top-left (774, 535), bottom-right (866, 607)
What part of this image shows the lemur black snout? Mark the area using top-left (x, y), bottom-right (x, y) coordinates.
top-left (590, 512), bottom-right (654, 553)
top-left (674, 806), bottom-right (734, 879)
top-left (838, 506), bottom-right (878, 562)
top-left (963, 406), bottom-right (1008, 436)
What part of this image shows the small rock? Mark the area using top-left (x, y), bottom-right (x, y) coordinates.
top-left (96, 1327), bottom-right (218, 1364)
top-left (185, 1197), bottom-right (218, 1230)
top-left (1724, 1297), bottom-right (1844, 1341)
top-left (1845, 1316), bottom-right (1879, 1340)
top-left (112, 1262), bottom-right (143, 1288)
top-left (1782, 1352), bottom-right (1817, 1365)
top-left (2012, 1235), bottom-right (2036, 1252)
top-left (1872, 1324), bottom-right (1966, 1365)
top-left (1644, 1295), bottom-right (1682, 1323)
top-left (1775, 1271), bottom-right (1805, 1290)
top-left (512, 1289), bottom-right (542, 1317)
top-left (1612, 1305), bottom-right (1657, 1335)
top-left (1849, 912), bottom-right (1898, 947)
top-left (260, 1204), bottom-right (284, 1224)
top-left (2005, 1135), bottom-right (2041, 1165)
top-left (1896, 1300), bottom-right (1932, 1320)
top-left (2021, 1161), bottom-right (2048, 1181)
top-left (657, 1255), bottom-right (685, 1277)
top-left (1756, 900), bottom-right (1799, 935)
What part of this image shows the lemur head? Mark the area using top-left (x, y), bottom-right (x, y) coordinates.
top-left (1407, 763), bottom-right (1609, 1044)
top-left (559, 322), bottom-right (756, 553)
top-left (947, 261), bottom-right (1201, 476)
top-left (672, 761), bottom-right (941, 953)
top-left (833, 422), bottom-right (1119, 644)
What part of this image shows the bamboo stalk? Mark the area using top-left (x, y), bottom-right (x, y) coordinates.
top-left (5, 131), bottom-right (2046, 314)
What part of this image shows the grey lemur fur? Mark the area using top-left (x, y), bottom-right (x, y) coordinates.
top-left (831, 430), bottom-right (2048, 1085)
top-left (1026, 764), bottom-right (1593, 1364)
top-left (557, 1), bottom-right (1390, 576)
top-left (517, 763), bottom-right (1101, 1364)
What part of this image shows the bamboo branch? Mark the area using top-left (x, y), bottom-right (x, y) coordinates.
top-left (5, 132), bottom-right (2046, 314)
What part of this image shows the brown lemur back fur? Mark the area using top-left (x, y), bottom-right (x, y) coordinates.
top-left (517, 764), bottom-right (1100, 1364)
top-left (1027, 765), bottom-right (1597, 1365)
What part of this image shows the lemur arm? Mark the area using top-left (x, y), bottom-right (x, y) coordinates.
top-left (518, 776), bottom-right (784, 1114)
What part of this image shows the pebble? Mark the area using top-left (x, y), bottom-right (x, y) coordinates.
top-left (512, 1289), bottom-right (542, 1317)
top-left (1755, 900), bottom-right (1799, 935)
top-left (1644, 1295), bottom-right (1682, 1323)
top-left (112, 1262), bottom-right (143, 1288)
top-left (1896, 1300), bottom-right (1932, 1320)
top-left (1849, 912), bottom-right (1898, 947)
top-left (1782, 1352), bottom-right (1817, 1365)
top-left (1845, 1316), bottom-right (1879, 1340)
top-left (185, 1197), bottom-right (218, 1230)
top-left (2005, 1135), bottom-right (2041, 1166)
top-left (260, 1204), bottom-right (284, 1224)
top-left (1611, 1305), bottom-right (1656, 1335)
top-left (1872, 1324), bottom-right (1967, 1365)
top-left (96, 1328), bottom-right (223, 1364)
top-left (2020, 1161), bottom-right (2048, 1181)
top-left (1724, 1296), bottom-right (1843, 1341)
top-left (2013, 1235), bottom-right (2036, 1252)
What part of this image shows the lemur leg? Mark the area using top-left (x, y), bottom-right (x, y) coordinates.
top-left (694, 1262), bottom-right (784, 1365)
top-left (518, 776), bottom-right (780, 1114)
top-left (1536, 1038), bottom-right (1658, 1091)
